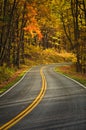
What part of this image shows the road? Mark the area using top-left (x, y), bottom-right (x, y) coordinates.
top-left (0, 63), bottom-right (86, 130)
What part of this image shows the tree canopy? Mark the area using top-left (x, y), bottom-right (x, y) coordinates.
top-left (0, 0), bottom-right (86, 73)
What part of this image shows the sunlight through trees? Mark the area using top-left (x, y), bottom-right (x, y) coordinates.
top-left (0, 0), bottom-right (86, 73)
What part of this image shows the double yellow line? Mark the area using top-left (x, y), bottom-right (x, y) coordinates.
top-left (0, 67), bottom-right (47, 130)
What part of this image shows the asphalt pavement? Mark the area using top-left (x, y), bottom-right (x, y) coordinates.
top-left (0, 64), bottom-right (86, 130)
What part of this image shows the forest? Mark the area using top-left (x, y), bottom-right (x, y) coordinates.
top-left (0, 0), bottom-right (86, 73)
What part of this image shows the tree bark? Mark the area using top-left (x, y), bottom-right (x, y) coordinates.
top-left (0, 0), bottom-right (17, 66)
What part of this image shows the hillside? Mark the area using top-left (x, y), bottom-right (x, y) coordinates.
top-left (0, 46), bottom-right (75, 93)
top-left (24, 45), bottom-right (75, 65)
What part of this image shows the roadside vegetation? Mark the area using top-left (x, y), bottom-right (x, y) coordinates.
top-left (0, 0), bottom-right (86, 94)
top-left (25, 45), bottom-right (75, 65)
top-left (0, 65), bottom-right (29, 94)
top-left (0, 46), bottom-right (75, 94)
top-left (55, 65), bottom-right (86, 86)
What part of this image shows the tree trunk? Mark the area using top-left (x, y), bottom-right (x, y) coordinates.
top-left (0, 0), bottom-right (17, 66)
top-left (71, 0), bottom-right (82, 72)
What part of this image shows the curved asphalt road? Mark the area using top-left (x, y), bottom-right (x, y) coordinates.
top-left (0, 63), bottom-right (86, 130)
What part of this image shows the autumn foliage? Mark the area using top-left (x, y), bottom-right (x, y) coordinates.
top-left (0, 0), bottom-right (86, 74)
top-left (23, 4), bottom-right (43, 40)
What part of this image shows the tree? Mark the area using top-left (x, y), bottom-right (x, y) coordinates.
top-left (0, 0), bottom-right (85, 72)
top-left (52, 0), bottom-right (86, 73)
top-left (0, 0), bottom-right (17, 66)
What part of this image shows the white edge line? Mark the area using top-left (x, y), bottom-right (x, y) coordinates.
top-left (55, 70), bottom-right (86, 89)
top-left (0, 68), bottom-right (32, 98)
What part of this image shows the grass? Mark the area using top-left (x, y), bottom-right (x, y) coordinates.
top-left (25, 45), bottom-right (76, 65)
top-left (0, 76), bottom-right (21, 94)
top-left (55, 64), bottom-right (86, 86)
top-left (0, 66), bottom-right (15, 84)
top-left (0, 66), bottom-right (29, 94)
top-left (0, 46), bottom-right (76, 94)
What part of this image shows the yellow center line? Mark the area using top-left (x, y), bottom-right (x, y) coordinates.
top-left (0, 67), bottom-right (47, 130)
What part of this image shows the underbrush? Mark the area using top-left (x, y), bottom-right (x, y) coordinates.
top-left (25, 45), bottom-right (75, 65)
top-left (0, 45), bottom-right (76, 93)
top-left (0, 65), bottom-right (15, 85)
top-left (55, 65), bottom-right (86, 86)
top-left (0, 65), bottom-right (29, 94)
